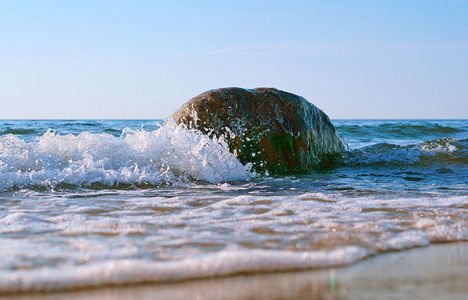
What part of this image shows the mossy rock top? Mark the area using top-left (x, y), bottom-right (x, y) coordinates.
top-left (171, 87), bottom-right (345, 174)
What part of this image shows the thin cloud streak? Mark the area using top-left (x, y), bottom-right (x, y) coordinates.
top-left (209, 43), bottom-right (352, 56)
top-left (209, 41), bottom-right (468, 56)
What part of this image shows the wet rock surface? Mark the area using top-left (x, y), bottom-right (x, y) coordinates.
top-left (171, 87), bottom-right (345, 174)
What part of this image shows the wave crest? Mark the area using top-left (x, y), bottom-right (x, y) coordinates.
top-left (0, 122), bottom-right (254, 190)
top-left (345, 138), bottom-right (467, 167)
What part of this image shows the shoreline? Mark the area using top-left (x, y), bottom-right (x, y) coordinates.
top-left (4, 242), bottom-right (467, 300)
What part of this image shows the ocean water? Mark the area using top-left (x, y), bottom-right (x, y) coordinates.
top-left (0, 119), bottom-right (466, 294)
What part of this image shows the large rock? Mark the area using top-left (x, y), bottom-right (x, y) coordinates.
top-left (171, 87), bottom-right (345, 174)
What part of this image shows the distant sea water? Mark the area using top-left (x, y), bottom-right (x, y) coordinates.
top-left (0, 119), bottom-right (467, 294)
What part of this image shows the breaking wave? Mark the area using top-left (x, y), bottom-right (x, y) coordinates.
top-left (0, 122), bottom-right (254, 191)
top-left (344, 138), bottom-right (467, 167)
top-left (0, 247), bottom-right (370, 294)
top-left (0, 120), bottom-right (466, 191)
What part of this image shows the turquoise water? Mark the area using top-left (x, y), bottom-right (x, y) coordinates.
top-left (0, 119), bottom-right (466, 294)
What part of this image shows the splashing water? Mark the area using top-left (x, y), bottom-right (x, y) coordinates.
top-left (0, 119), bottom-right (466, 294)
top-left (0, 121), bottom-right (253, 191)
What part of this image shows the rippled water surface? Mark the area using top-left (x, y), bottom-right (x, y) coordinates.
top-left (0, 119), bottom-right (467, 293)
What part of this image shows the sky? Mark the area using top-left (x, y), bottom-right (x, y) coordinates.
top-left (1, 0), bottom-right (467, 119)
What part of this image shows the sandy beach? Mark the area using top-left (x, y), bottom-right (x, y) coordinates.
top-left (4, 242), bottom-right (467, 300)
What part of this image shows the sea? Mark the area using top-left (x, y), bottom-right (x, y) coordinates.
top-left (0, 119), bottom-right (467, 294)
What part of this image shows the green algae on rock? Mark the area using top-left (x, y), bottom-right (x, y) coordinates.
top-left (171, 87), bottom-right (345, 174)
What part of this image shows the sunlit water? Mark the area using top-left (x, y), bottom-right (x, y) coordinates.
top-left (0, 119), bottom-right (467, 293)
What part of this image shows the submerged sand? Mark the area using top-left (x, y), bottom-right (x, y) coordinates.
top-left (4, 242), bottom-right (467, 300)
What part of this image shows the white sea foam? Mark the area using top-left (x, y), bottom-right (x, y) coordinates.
top-left (0, 122), bottom-right (253, 190)
top-left (0, 119), bottom-right (466, 295)
top-left (379, 231), bottom-right (430, 251)
top-left (0, 247), bottom-right (370, 293)
top-left (0, 191), bottom-right (466, 294)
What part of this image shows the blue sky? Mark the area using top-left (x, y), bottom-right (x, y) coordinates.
top-left (1, 1), bottom-right (467, 119)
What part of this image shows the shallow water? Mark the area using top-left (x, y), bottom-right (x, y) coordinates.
top-left (0, 119), bottom-right (467, 294)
